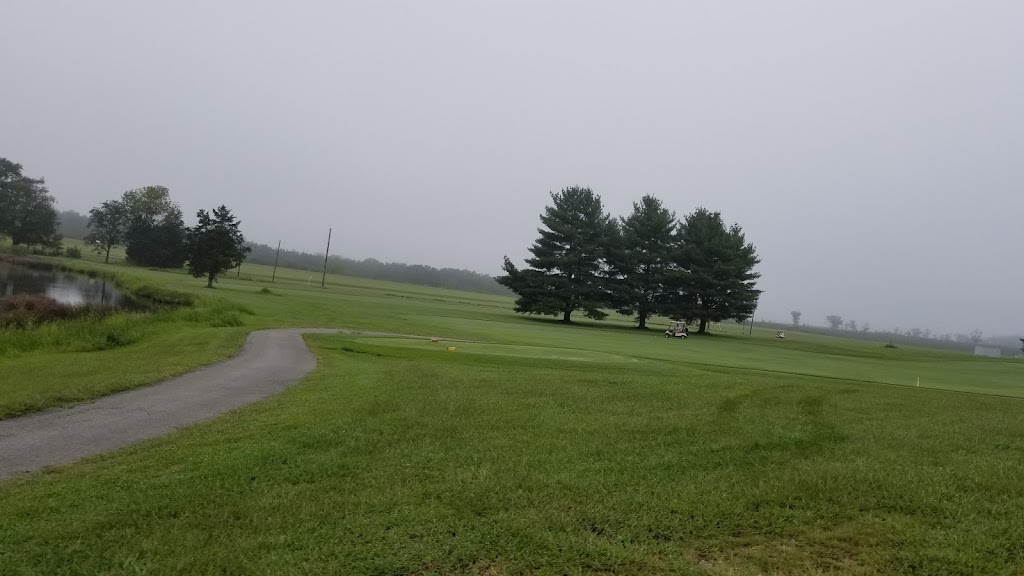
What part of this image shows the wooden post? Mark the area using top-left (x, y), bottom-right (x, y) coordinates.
top-left (321, 228), bottom-right (331, 288)
top-left (272, 240), bottom-right (281, 283)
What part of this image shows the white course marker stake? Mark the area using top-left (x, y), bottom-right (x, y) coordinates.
top-left (916, 377), bottom-right (920, 387)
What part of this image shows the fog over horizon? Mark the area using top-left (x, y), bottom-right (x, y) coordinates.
top-left (3, 1), bottom-right (1021, 336)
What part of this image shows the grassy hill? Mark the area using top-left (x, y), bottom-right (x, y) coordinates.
top-left (1, 251), bottom-right (1023, 574)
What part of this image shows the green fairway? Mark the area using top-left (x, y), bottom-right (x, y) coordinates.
top-left (359, 337), bottom-right (638, 363)
top-left (2, 255), bottom-right (1023, 574)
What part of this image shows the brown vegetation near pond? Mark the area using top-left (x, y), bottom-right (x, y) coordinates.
top-left (0, 294), bottom-right (116, 329)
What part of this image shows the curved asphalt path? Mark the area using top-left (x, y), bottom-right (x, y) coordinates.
top-left (0, 328), bottom-right (416, 480)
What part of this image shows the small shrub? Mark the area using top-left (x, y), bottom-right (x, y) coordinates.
top-left (884, 343), bottom-right (898, 349)
top-left (257, 287), bottom-right (277, 295)
top-left (64, 246), bottom-right (82, 259)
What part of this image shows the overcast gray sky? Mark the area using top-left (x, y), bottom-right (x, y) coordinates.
top-left (3, 1), bottom-right (1022, 335)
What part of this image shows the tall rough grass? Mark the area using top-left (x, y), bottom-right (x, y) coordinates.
top-left (0, 295), bottom-right (116, 329)
top-left (0, 297), bottom-right (253, 356)
top-left (0, 313), bottom-right (146, 354)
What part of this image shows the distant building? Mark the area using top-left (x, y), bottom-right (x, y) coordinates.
top-left (974, 346), bottom-right (1002, 358)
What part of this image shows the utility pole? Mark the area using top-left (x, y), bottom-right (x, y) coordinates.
top-left (271, 240), bottom-right (281, 283)
top-left (321, 227), bottom-right (331, 288)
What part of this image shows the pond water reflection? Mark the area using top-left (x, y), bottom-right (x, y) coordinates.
top-left (0, 263), bottom-right (125, 306)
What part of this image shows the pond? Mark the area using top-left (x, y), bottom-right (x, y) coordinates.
top-left (0, 263), bottom-right (126, 307)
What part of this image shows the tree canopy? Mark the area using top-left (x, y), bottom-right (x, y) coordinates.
top-left (120, 186), bottom-right (187, 268)
top-left (500, 193), bottom-right (762, 331)
top-left (607, 195), bottom-right (677, 329)
top-left (498, 186), bottom-right (615, 322)
top-left (666, 208), bottom-right (761, 334)
top-left (0, 158), bottom-right (62, 249)
top-left (185, 205), bottom-right (251, 288)
top-left (85, 201), bottom-right (128, 263)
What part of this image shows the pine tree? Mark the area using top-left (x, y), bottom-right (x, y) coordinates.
top-left (186, 205), bottom-right (251, 288)
top-left (498, 186), bottom-right (615, 322)
top-left (607, 195), bottom-right (677, 329)
top-left (665, 208), bottom-right (761, 334)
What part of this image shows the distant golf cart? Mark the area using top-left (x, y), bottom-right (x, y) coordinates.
top-left (665, 322), bottom-right (689, 339)
top-left (776, 330), bottom-right (786, 339)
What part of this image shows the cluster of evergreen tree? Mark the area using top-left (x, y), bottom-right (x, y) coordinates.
top-left (244, 242), bottom-right (509, 295)
top-left (498, 186), bottom-right (761, 333)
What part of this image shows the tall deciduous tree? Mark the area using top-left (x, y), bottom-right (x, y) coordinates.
top-left (497, 186), bottom-right (615, 323)
top-left (122, 186), bottom-right (177, 222)
top-left (826, 315), bottom-right (844, 330)
top-left (790, 310), bottom-right (802, 327)
top-left (665, 208), bottom-right (761, 334)
top-left (85, 200), bottom-right (127, 263)
top-left (186, 205), bottom-right (251, 288)
top-left (608, 195), bottom-right (677, 329)
top-left (121, 186), bottom-right (187, 268)
top-left (0, 158), bottom-right (62, 249)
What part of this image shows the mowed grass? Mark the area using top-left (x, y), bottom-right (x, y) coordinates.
top-left (2, 253), bottom-right (1024, 573)
top-left (2, 334), bottom-right (1024, 574)
top-left (0, 324), bottom-right (248, 418)
top-left (0, 256), bottom-right (512, 417)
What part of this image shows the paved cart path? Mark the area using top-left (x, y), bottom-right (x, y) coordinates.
top-left (0, 328), bottom-right (416, 480)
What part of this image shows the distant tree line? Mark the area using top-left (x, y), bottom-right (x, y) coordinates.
top-left (22, 157), bottom-right (506, 294)
top-left (57, 210), bottom-right (89, 240)
top-left (783, 311), bottom-right (1021, 356)
top-left (498, 186), bottom-right (761, 332)
top-left (244, 242), bottom-right (510, 295)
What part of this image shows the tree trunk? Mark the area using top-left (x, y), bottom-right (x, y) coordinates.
top-left (207, 272), bottom-right (215, 288)
top-left (698, 318), bottom-right (709, 334)
top-left (562, 309), bottom-right (572, 323)
top-left (104, 246), bottom-right (111, 264)
top-left (637, 313), bottom-right (647, 329)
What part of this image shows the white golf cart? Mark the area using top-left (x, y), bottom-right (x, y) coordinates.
top-left (664, 321), bottom-right (689, 339)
